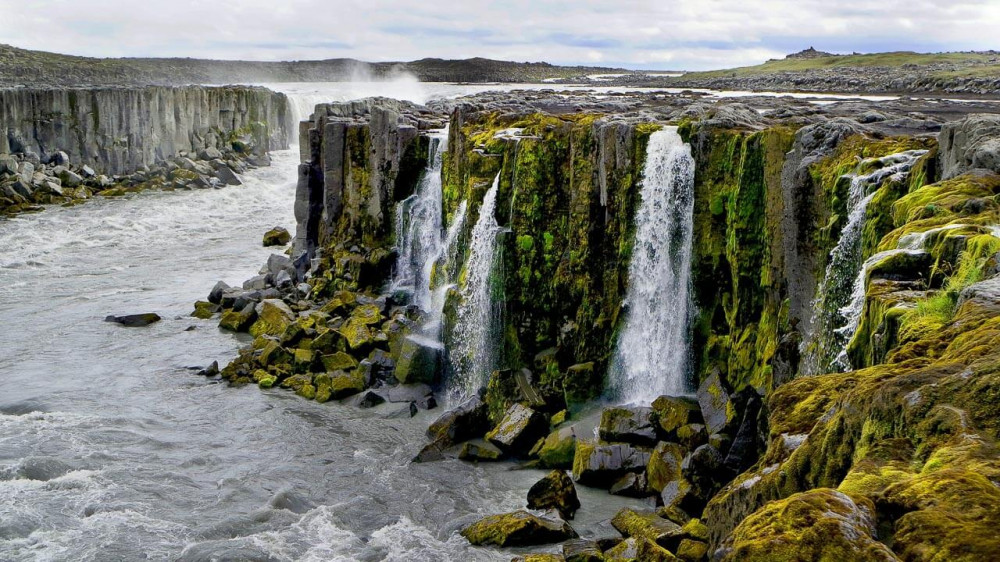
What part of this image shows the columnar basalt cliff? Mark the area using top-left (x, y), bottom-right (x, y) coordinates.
top-left (200, 91), bottom-right (1000, 561)
top-left (0, 86), bottom-right (290, 175)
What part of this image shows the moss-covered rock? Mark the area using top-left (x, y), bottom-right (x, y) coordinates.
top-left (717, 489), bottom-right (896, 562)
top-left (527, 469), bottom-right (581, 520)
top-left (572, 440), bottom-right (651, 487)
top-left (394, 335), bottom-right (441, 385)
top-left (321, 351), bottom-right (358, 372)
top-left (338, 317), bottom-right (374, 351)
top-left (611, 507), bottom-right (684, 550)
top-left (486, 403), bottom-right (549, 455)
top-left (460, 510), bottom-right (577, 547)
top-left (327, 369), bottom-right (365, 399)
top-left (647, 441), bottom-right (686, 493)
top-left (604, 536), bottom-right (678, 561)
top-left (219, 303), bottom-right (257, 332)
top-left (262, 226), bottom-right (291, 247)
top-left (536, 426), bottom-right (577, 469)
top-left (192, 300), bottom-right (219, 319)
top-left (249, 299), bottom-right (296, 338)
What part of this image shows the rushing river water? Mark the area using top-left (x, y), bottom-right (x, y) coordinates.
top-left (0, 81), bottom-right (923, 561)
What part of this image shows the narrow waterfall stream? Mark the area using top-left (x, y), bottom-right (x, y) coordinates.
top-left (609, 127), bottom-right (696, 404)
top-left (393, 130), bottom-right (449, 311)
top-left (803, 149), bottom-right (928, 374)
top-left (449, 174), bottom-right (504, 401)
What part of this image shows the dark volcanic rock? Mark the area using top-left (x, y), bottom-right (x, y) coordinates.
top-left (527, 469), bottom-right (581, 520)
top-left (696, 371), bottom-right (735, 435)
top-left (599, 406), bottom-right (659, 446)
top-left (426, 396), bottom-right (489, 445)
top-left (105, 313), bottom-right (161, 327)
top-left (486, 403), bottom-right (548, 455)
top-left (572, 441), bottom-right (652, 487)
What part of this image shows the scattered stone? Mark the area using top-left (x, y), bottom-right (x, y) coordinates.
top-left (357, 390), bottom-right (386, 408)
top-left (651, 395), bottom-right (702, 438)
top-left (262, 227), bottom-right (291, 247)
top-left (572, 440), bottom-right (651, 487)
top-left (599, 406), bottom-right (659, 446)
top-left (426, 396), bottom-right (490, 445)
top-left (647, 441), bottom-right (686, 492)
top-left (460, 510), bottom-right (577, 547)
top-left (611, 507), bottom-right (684, 549)
top-left (459, 440), bottom-right (504, 462)
top-left (562, 539), bottom-right (603, 562)
top-left (696, 371), bottom-right (735, 435)
top-left (486, 403), bottom-right (549, 455)
top-left (527, 470), bottom-right (581, 520)
top-left (192, 300), bottom-right (220, 319)
top-left (535, 426), bottom-right (577, 469)
top-left (393, 335), bottom-right (442, 384)
top-left (609, 471), bottom-right (650, 498)
top-left (603, 537), bottom-right (677, 562)
top-left (104, 313), bottom-right (161, 327)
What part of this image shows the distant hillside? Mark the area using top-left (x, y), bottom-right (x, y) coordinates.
top-left (658, 50), bottom-right (1000, 96)
top-left (0, 44), bottom-right (625, 87)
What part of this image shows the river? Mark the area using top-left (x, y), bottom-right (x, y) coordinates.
top-left (0, 81), bottom-right (917, 561)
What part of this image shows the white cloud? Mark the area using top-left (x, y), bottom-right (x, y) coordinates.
top-left (0, 0), bottom-right (997, 69)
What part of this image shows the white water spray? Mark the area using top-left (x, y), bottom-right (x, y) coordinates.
top-left (609, 127), bottom-right (696, 404)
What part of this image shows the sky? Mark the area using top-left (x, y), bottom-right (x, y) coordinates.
top-left (1, 0), bottom-right (999, 70)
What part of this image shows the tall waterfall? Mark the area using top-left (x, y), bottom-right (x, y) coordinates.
top-left (393, 131), bottom-right (449, 309)
top-left (609, 127), bottom-right (696, 404)
top-left (449, 174), bottom-right (504, 400)
top-left (803, 150), bottom-right (927, 374)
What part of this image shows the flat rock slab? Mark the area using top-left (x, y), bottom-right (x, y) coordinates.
top-left (105, 313), bottom-right (161, 327)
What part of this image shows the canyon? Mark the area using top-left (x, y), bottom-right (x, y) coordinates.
top-left (2, 55), bottom-right (1000, 561)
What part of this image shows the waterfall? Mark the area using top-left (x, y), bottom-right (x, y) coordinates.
top-left (803, 149), bottom-right (927, 374)
top-left (393, 130), bottom-right (449, 308)
top-left (449, 174), bottom-right (504, 400)
top-left (609, 127), bottom-right (696, 404)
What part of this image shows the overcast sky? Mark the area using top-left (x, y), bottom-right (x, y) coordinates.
top-left (1, 1), bottom-right (998, 70)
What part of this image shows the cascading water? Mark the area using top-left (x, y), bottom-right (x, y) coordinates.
top-left (803, 150), bottom-right (927, 374)
top-left (609, 127), bottom-right (696, 404)
top-left (449, 174), bottom-right (504, 400)
top-left (393, 130), bottom-right (448, 309)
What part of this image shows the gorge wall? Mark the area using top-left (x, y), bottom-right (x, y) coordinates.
top-left (0, 86), bottom-right (291, 176)
top-left (209, 91), bottom-right (1000, 561)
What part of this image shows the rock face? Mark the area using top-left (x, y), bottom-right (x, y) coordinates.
top-left (0, 86), bottom-right (290, 176)
top-left (939, 114), bottom-right (1000, 179)
top-left (292, 98), bottom-right (440, 258)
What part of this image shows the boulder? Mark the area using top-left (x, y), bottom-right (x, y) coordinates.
top-left (426, 396), bottom-right (490, 445)
top-left (215, 165), bottom-right (242, 186)
top-left (604, 537), bottom-right (677, 561)
top-left (696, 371), bottom-right (735, 435)
top-left (486, 403), bottom-right (548, 455)
top-left (599, 406), bottom-right (658, 446)
top-left (262, 227), bottom-right (291, 247)
top-left (651, 395), bottom-right (702, 438)
top-left (659, 479), bottom-right (703, 517)
top-left (264, 253), bottom-right (295, 277)
top-left (563, 362), bottom-right (602, 405)
top-left (681, 445), bottom-right (729, 501)
top-left (527, 470), bottom-right (581, 520)
top-left (104, 313), bottom-right (161, 327)
top-left (192, 301), bottom-right (220, 319)
top-left (49, 151), bottom-right (70, 166)
top-left (199, 147), bottom-right (223, 160)
top-left (357, 390), bottom-right (386, 408)
top-left (611, 507), bottom-right (684, 549)
top-left (459, 440), bottom-right (504, 462)
top-left (609, 472), bottom-right (650, 498)
top-left (572, 441), bottom-right (651, 487)
top-left (675, 539), bottom-right (709, 562)
top-left (259, 341), bottom-right (292, 368)
top-left (249, 299), bottom-right (295, 337)
top-left (321, 351), bottom-right (358, 372)
top-left (326, 370), bottom-right (366, 399)
top-left (219, 303), bottom-right (258, 332)
top-left (647, 441), bottom-right (686, 492)
top-left (562, 539), bottom-right (603, 562)
top-left (461, 510), bottom-right (577, 547)
top-left (393, 335), bottom-right (442, 384)
top-left (676, 423), bottom-right (709, 451)
top-left (535, 426), bottom-right (577, 469)
top-left (716, 489), bottom-right (896, 562)
top-left (243, 274), bottom-right (270, 291)
top-left (338, 317), bottom-right (374, 351)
